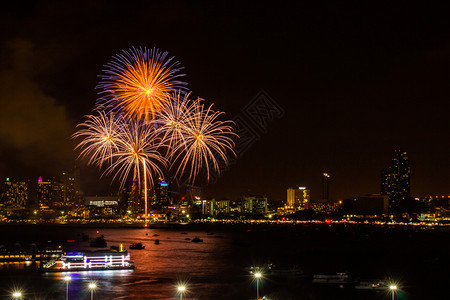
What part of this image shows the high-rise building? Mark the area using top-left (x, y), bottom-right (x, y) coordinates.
top-left (242, 195), bottom-right (268, 214)
top-left (322, 173), bottom-right (330, 201)
top-left (154, 178), bottom-right (171, 207)
top-left (52, 181), bottom-right (65, 207)
top-left (287, 187), bottom-right (310, 210)
top-left (1, 178), bottom-right (28, 212)
top-left (381, 150), bottom-right (411, 210)
top-left (124, 179), bottom-right (143, 214)
top-left (37, 177), bottom-right (53, 209)
top-left (61, 171), bottom-right (78, 206)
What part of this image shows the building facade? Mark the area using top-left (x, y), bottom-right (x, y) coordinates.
top-left (242, 195), bottom-right (268, 214)
top-left (381, 150), bottom-right (411, 210)
top-left (287, 187), bottom-right (310, 210)
top-left (1, 178), bottom-right (28, 213)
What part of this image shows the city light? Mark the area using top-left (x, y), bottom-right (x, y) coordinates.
top-left (389, 284), bottom-right (398, 300)
top-left (254, 272), bottom-right (262, 299)
top-left (88, 282), bottom-right (96, 300)
top-left (63, 275), bottom-right (71, 300)
top-left (12, 291), bottom-right (22, 299)
top-left (177, 285), bottom-right (186, 300)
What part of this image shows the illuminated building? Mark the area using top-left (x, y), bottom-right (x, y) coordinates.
top-left (153, 178), bottom-right (171, 207)
top-left (309, 201), bottom-right (338, 213)
top-left (202, 199), bottom-right (230, 216)
top-left (37, 177), bottom-right (53, 209)
top-left (85, 196), bottom-right (120, 218)
top-left (123, 179), bottom-right (143, 214)
top-left (287, 187), bottom-right (310, 210)
top-left (52, 182), bottom-right (65, 207)
top-left (322, 173), bottom-right (330, 201)
top-left (61, 170), bottom-right (79, 206)
top-left (242, 195), bottom-right (268, 214)
top-left (1, 178), bottom-right (28, 213)
top-left (381, 150), bottom-right (410, 211)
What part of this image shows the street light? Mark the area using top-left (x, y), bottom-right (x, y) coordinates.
top-left (254, 272), bottom-right (262, 299)
top-left (63, 275), bottom-right (71, 300)
top-left (389, 285), bottom-right (397, 300)
top-left (88, 282), bottom-right (96, 300)
top-left (12, 291), bottom-right (22, 299)
top-left (177, 285), bottom-right (186, 300)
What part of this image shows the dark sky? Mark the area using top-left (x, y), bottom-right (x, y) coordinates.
top-left (1, 1), bottom-right (450, 201)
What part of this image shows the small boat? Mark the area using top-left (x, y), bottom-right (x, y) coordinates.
top-left (153, 234), bottom-right (160, 237)
top-left (191, 237), bottom-right (203, 243)
top-left (269, 265), bottom-right (304, 278)
top-left (355, 281), bottom-right (389, 290)
top-left (90, 237), bottom-right (107, 248)
top-left (185, 238), bottom-right (191, 240)
top-left (154, 239), bottom-right (160, 245)
top-left (206, 232), bottom-right (214, 235)
top-left (129, 243), bottom-right (145, 250)
top-left (181, 232), bottom-right (188, 235)
top-left (312, 272), bottom-right (357, 287)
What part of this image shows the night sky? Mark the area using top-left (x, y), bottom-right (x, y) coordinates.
top-left (1, 1), bottom-right (450, 202)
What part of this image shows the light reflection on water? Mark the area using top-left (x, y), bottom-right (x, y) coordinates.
top-left (1, 224), bottom-right (448, 299)
top-left (22, 228), bottom-right (236, 299)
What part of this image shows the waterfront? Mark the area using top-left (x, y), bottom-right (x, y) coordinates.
top-left (0, 223), bottom-right (448, 299)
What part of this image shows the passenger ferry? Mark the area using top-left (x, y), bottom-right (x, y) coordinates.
top-left (39, 249), bottom-right (135, 272)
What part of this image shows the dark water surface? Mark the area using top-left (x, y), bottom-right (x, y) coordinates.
top-left (0, 223), bottom-right (448, 299)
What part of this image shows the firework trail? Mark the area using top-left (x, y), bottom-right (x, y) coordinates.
top-left (97, 47), bottom-right (187, 121)
top-left (104, 120), bottom-right (166, 189)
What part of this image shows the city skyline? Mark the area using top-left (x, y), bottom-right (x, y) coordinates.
top-left (1, 2), bottom-right (450, 202)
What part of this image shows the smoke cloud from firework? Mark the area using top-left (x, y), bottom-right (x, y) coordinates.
top-left (0, 39), bottom-right (75, 179)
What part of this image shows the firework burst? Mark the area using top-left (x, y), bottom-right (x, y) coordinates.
top-left (168, 98), bottom-right (237, 184)
top-left (73, 111), bottom-right (123, 168)
top-left (97, 47), bottom-right (187, 121)
top-left (151, 91), bottom-right (197, 156)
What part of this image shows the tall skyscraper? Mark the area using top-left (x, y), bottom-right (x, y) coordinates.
top-left (381, 150), bottom-right (411, 211)
top-left (155, 178), bottom-right (171, 207)
top-left (322, 173), bottom-right (330, 201)
top-left (61, 170), bottom-right (78, 206)
top-left (287, 187), bottom-right (310, 210)
top-left (37, 177), bottom-right (53, 209)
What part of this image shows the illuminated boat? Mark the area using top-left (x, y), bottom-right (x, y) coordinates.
top-left (355, 281), bottom-right (389, 290)
top-left (312, 272), bottom-right (357, 286)
top-left (39, 250), bottom-right (135, 272)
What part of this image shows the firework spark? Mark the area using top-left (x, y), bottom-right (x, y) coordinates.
top-left (97, 47), bottom-right (187, 121)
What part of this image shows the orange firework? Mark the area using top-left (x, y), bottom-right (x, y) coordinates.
top-left (97, 47), bottom-right (187, 121)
